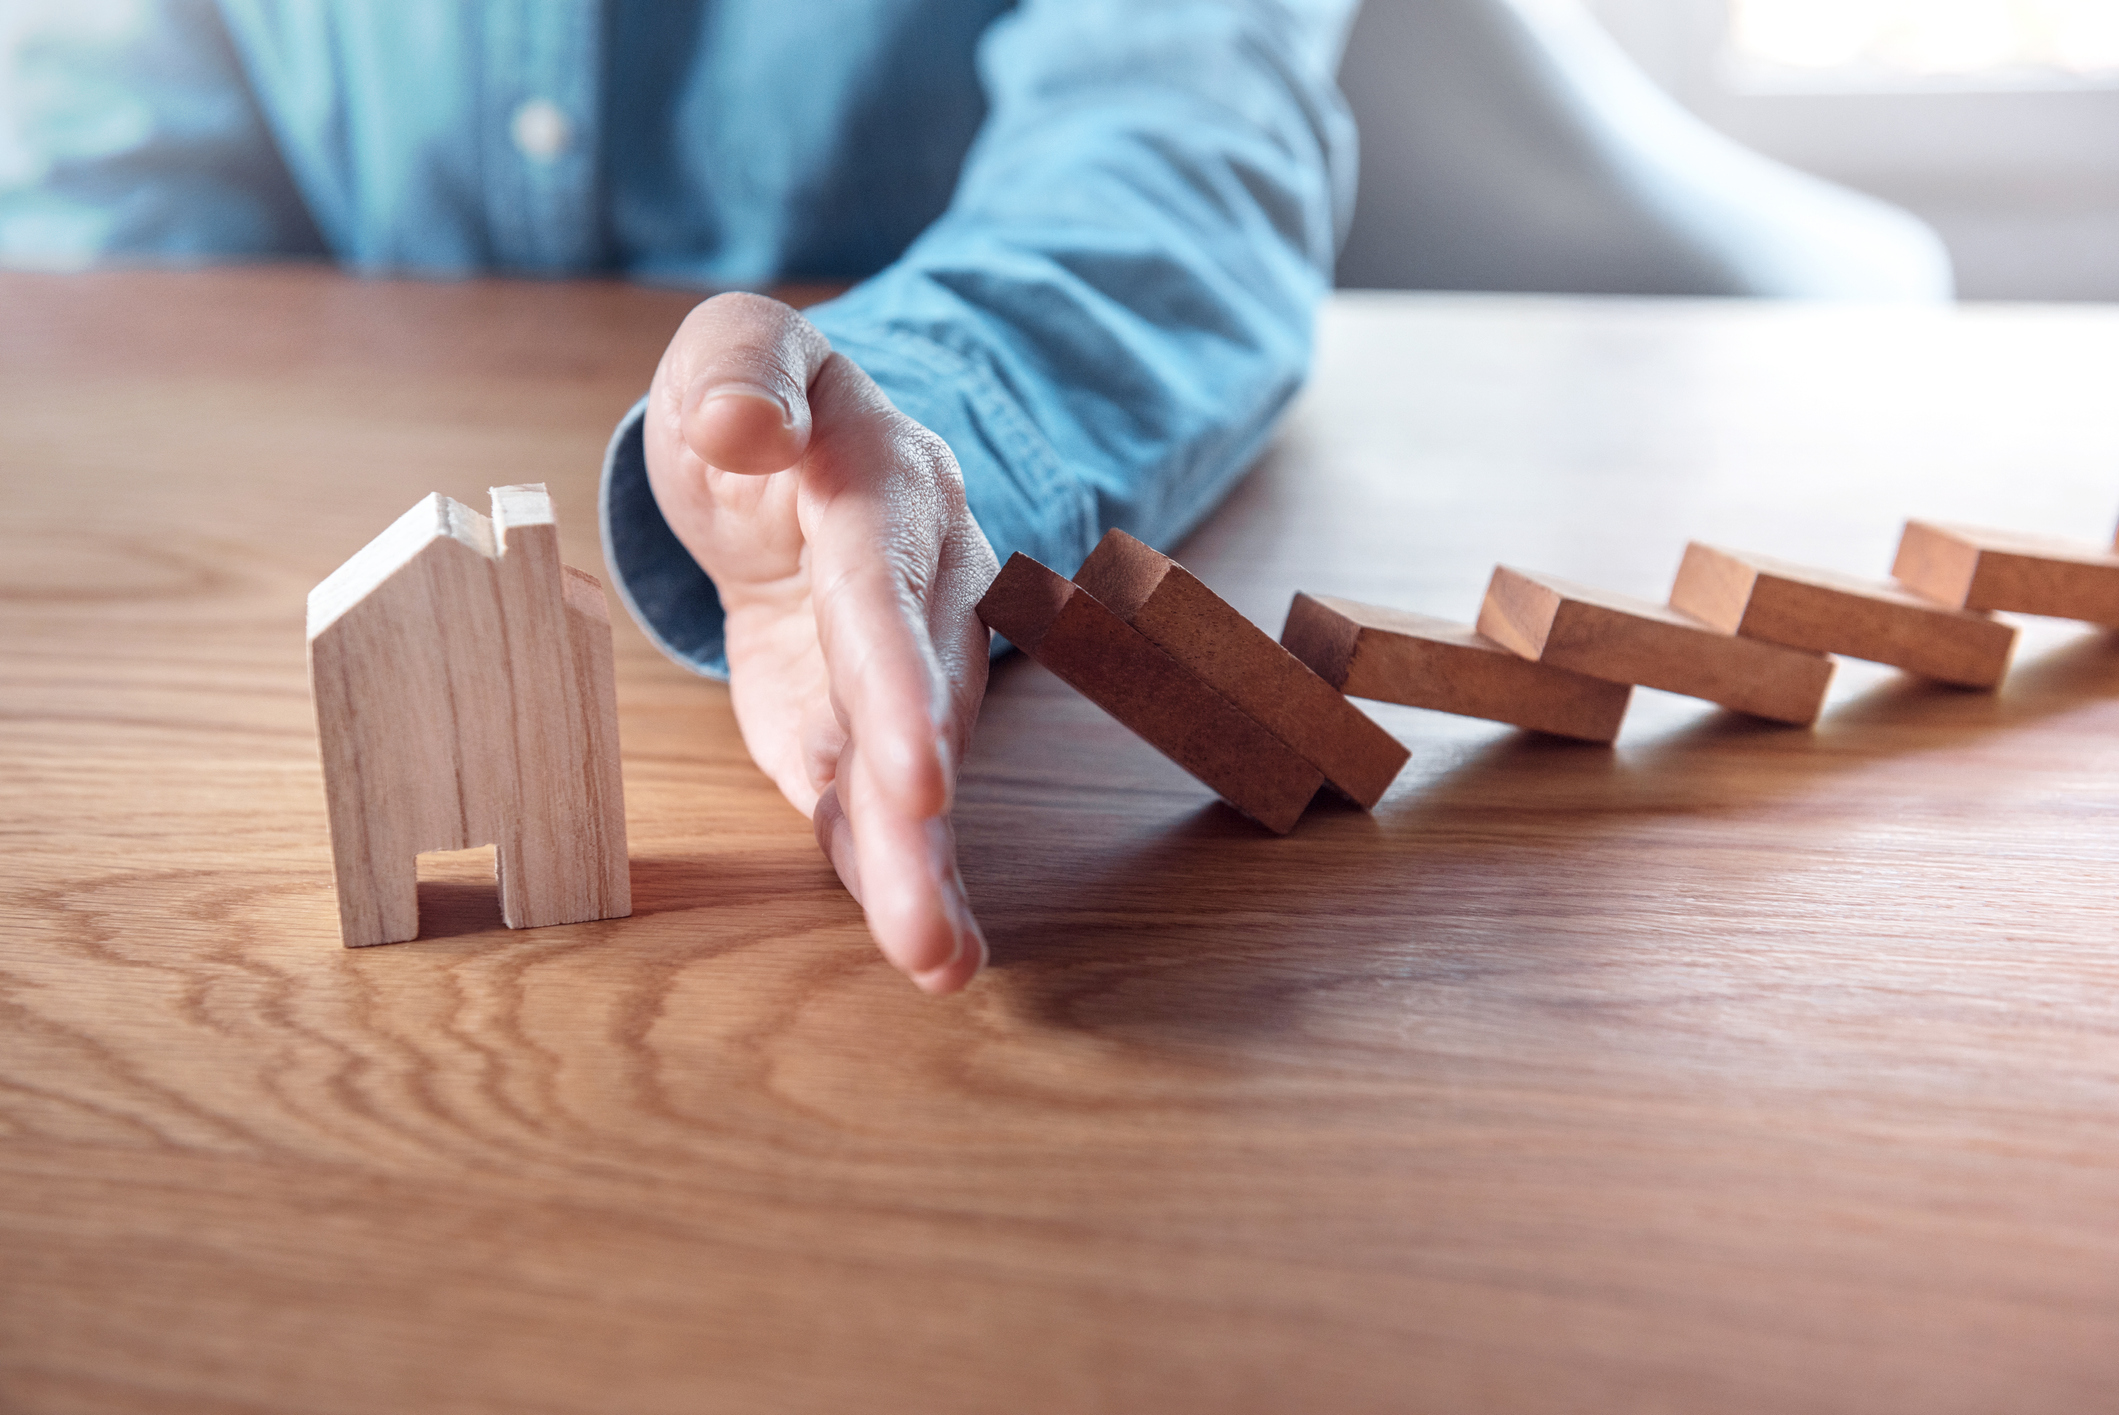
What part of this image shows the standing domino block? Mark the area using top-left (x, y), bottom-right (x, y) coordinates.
top-left (1893, 520), bottom-right (2119, 625)
top-left (977, 553), bottom-right (1324, 833)
top-left (1478, 566), bottom-right (1834, 725)
top-left (1073, 531), bottom-right (1409, 809)
top-left (1281, 592), bottom-right (1632, 743)
top-left (308, 484), bottom-right (630, 947)
top-left (1671, 543), bottom-right (2017, 689)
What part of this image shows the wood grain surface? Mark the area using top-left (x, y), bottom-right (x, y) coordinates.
top-left (6, 268), bottom-right (2119, 1415)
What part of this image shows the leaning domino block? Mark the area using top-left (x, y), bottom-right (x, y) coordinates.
top-left (1893, 520), bottom-right (2119, 625)
top-left (977, 553), bottom-right (1324, 833)
top-left (1073, 531), bottom-right (1409, 809)
top-left (1281, 592), bottom-right (1632, 743)
top-left (1478, 566), bottom-right (1834, 726)
top-left (308, 484), bottom-right (631, 947)
top-left (1671, 542), bottom-right (2017, 689)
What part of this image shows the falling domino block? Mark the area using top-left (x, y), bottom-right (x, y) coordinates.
top-left (1477, 566), bottom-right (1834, 726)
top-left (1670, 542), bottom-right (2017, 689)
top-left (1072, 531), bottom-right (1409, 809)
top-left (308, 484), bottom-right (631, 947)
top-left (1281, 592), bottom-right (1632, 743)
top-left (1892, 520), bottom-right (2119, 625)
top-left (977, 553), bottom-right (1324, 833)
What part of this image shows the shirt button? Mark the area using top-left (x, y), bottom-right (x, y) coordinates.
top-left (510, 99), bottom-right (571, 161)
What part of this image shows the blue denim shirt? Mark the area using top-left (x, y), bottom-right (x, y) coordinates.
top-left (2, 0), bottom-right (1357, 676)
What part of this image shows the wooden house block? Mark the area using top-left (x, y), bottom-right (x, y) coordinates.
top-left (1892, 520), bottom-right (2119, 625)
top-left (307, 484), bottom-right (630, 947)
top-left (1477, 566), bottom-right (1834, 726)
top-left (1670, 542), bottom-right (2017, 689)
top-left (1281, 592), bottom-right (1633, 743)
top-left (977, 553), bottom-right (1324, 833)
top-left (1072, 530), bottom-right (1409, 809)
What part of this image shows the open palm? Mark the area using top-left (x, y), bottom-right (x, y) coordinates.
top-left (641, 294), bottom-right (996, 994)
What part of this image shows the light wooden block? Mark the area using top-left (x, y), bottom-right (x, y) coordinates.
top-left (977, 553), bottom-right (1324, 833)
top-left (1072, 531), bottom-right (1410, 809)
top-left (1670, 542), bottom-right (2017, 689)
top-left (1477, 566), bottom-right (1834, 726)
top-left (1281, 592), bottom-right (1633, 743)
top-left (307, 484), bottom-right (630, 947)
top-left (1893, 520), bottom-right (2119, 625)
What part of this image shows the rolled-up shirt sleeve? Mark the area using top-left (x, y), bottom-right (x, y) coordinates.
top-left (603, 0), bottom-right (1359, 679)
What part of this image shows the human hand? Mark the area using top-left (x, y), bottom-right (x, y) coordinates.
top-left (641, 293), bottom-right (996, 993)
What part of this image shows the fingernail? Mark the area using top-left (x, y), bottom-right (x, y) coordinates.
top-left (960, 906), bottom-right (989, 978)
top-left (695, 379), bottom-right (793, 428)
top-left (924, 815), bottom-right (955, 887)
top-left (912, 904), bottom-right (983, 994)
top-left (934, 731), bottom-right (957, 811)
top-left (944, 877), bottom-right (989, 981)
top-left (911, 963), bottom-right (959, 994)
top-left (945, 826), bottom-right (987, 979)
top-left (905, 924), bottom-right (964, 990)
top-left (826, 813), bottom-right (861, 905)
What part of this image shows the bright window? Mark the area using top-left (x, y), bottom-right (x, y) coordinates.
top-left (1727, 0), bottom-right (2119, 88)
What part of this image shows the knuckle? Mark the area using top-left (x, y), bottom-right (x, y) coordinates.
top-left (897, 419), bottom-right (967, 504)
top-left (701, 289), bottom-right (789, 321)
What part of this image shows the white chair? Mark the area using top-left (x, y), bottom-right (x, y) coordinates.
top-left (1336, 0), bottom-right (1953, 299)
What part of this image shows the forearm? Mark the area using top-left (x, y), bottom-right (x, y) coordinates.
top-left (808, 0), bottom-right (1359, 571)
top-left (603, 0), bottom-right (1358, 675)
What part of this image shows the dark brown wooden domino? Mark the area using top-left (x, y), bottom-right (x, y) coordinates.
top-left (1281, 592), bottom-right (1632, 743)
top-left (1671, 542), bottom-right (2017, 689)
top-left (977, 553), bottom-right (1324, 833)
top-left (1072, 531), bottom-right (1409, 809)
top-left (1477, 566), bottom-right (1834, 726)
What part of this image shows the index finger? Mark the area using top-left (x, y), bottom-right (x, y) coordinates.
top-left (797, 356), bottom-right (991, 987)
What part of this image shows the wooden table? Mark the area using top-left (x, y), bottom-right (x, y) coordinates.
top-left (6, 268), bottom-right (2119, 1414)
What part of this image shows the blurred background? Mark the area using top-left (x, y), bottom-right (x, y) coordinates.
top-left (5, 0), bottom-right (2115, 305)
top-left (1338, 0), bottom-right (2119, 301)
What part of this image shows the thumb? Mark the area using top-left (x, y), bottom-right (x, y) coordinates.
top-left (671, 292), bottom-right (834, 476)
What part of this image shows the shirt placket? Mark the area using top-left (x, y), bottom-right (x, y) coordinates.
top-left (483, 1), bottom-right (605, 272)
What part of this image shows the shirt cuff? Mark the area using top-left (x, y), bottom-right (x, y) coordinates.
top-left (599, 316), bottom-right (1094, 679)
top-left (598, 396), bottom-right (730, 680)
